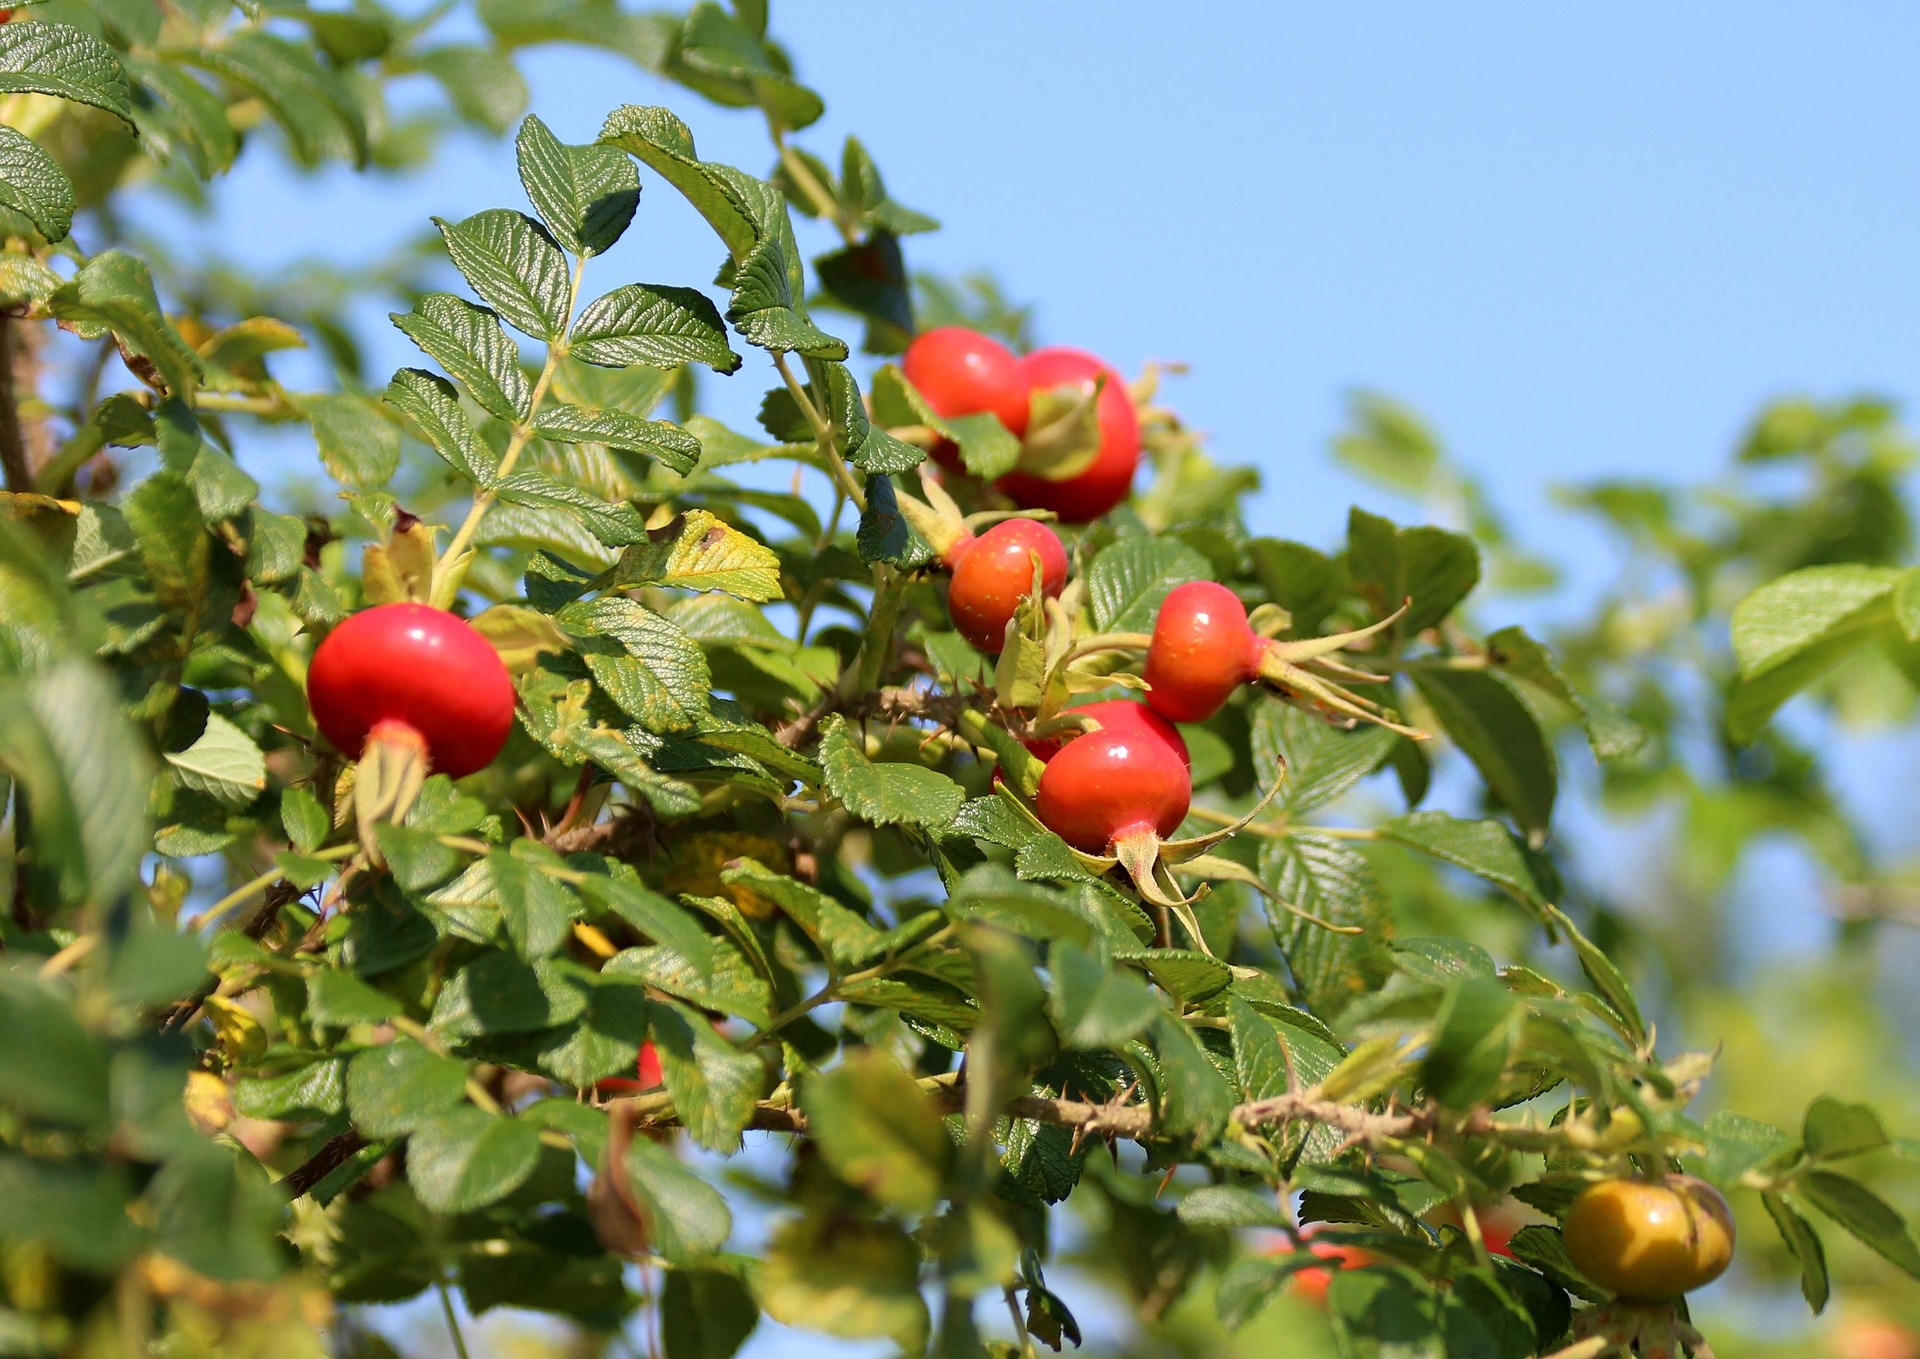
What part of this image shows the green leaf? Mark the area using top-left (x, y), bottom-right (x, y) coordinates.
top-left (721, 858), bottom-right (885, 970)
top-left (1797, 1171), bottom-right (1920, 1277)
top-left (0, 125), bottom-right (71, 242)
top-left (1259, 833), bottom-right (1391, 1018)
top-left (760, 1212), bottom-right (928, 1349)
top-left (306, 968), bottom-right (401, 1027)
top-left (429, 952), bottom-right (592, 1039)
top-left (1804, 1096), bottom-right (1891, 1162)
top-left (556, 596), bottom-right (711, 731)
top-left (621, 1133), bottom-right (733, 1262)
top-left (570, 282), bottom-right (741, 373)
top-left (1252, 701), bottom-right (1397, 813)
top-left (1115, 948), bottom-right (1232, 1006)
top-left (50, 251), bottom-right (200, 398)
top-left (1346, 507), bottom-right (1480, 635)
top-left (0, 1156), bottom-right (140, 1272)
top-left (1486, 625), bottom-right (1645, 761)
top-left (125, 57), bottom-right (237, 177)
top-left (725, 237), bottom-right (848, 360)
top-left (1763, 1192), bottom-right (1831, 1313)
top-left (1378, 811), bottom-right (1554, 912)
top-left (164, 712), bottom-right (265, 808)
top-left (1152, 1012), bottom-right (1234, 1140)
top-left (534, 402), bottom-right (701, 475)
top-left (1087, 536), bottom-right (1211, 632)
top-left (599, 508), bottom-right (783, 600)
top-left (412, 42), bottom-right (526, 134)
top-left (434, 209), bottom-right (573, 341)
top-left (0, 659), bottom-right (151, 909)
top-left (515, 113), bottom-right (639, 256)
top-left (0, 971), bottom-right (109, 1127)
top-left (819, 714), bottom-right (965, 829)
top-left (187, 32), bottom-right (365, 166)
top-left (661, 1268), bottom-right (759, 1359)
top-left (0, 20), bottom-right (131, 124)
top-left (1701, 1111), bottom-right (1795, 1184)
top-left (407, 1108), bottom-right (543, 1213)
top-left (232, 1056), bottom-right (346, 1120)
top-left (1728, 564), bottom-right (1904, 742)
top-left (856, 473), bottom-right (933, 568)
top-left (495, 470), bottom-right (650, 547)
top-left (802, 1050), bottom-right (952, 1213)
top-left (488, 849), bottom-right (577, 959)
top-left (382, 368), bottom-right (497, 485)
top-left (532, 975), bottom-right (651, 1087)
top-left (1420, 978), bottom-right (1519, 1108)
top-left (1895, 565), bottom-right (1920, 643)
top-left (304, 392), bottom-right (402, 489)
top-left (1176, 1185), bottom-right (1291, 1229)
top-left (673, 2), bottom-right (824, 129)
top-left (391, 293), bottom-right (530, 420)
top-left (815, 233), bottom-right (912, 353)
top-left (280, 786), bottom-right (328, 854)
top-left (1047, 940), bottom-right (1160, 1050)
top-left (650, 999), bottom-right (762, 1153)
top-left (1408, 664), bottom-right (1556, 846)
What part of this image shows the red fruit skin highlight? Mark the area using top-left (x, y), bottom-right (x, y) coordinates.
top-left (904, 327), bottom-right (1030, 471)
top-left (1034, 700), bottom-right (1191, 853)
top-left (946, 519), bottom-right (1069, 654)
top-left (1144, 580), bottom-right (1265, 722)
top-left (997, 347), bottom-right (1140, 523)
top-left (306, 602), bottom-right (515, 778)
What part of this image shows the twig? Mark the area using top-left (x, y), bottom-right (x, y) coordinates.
top-left (277, 1130), bottom-right (369, 1198)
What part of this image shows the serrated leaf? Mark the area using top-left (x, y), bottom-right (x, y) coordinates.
top-left (0, 20), bottom-right (131, 124)
top-left (1409, 664), bottom-right (1556, 845)
top-left (1088, 536), bottom-right (1211, 632)
top-left (408, 1108), bottom-right (542, 1213)
top-left (570, 282), bottom-right (741, 372)
top-left (390, 293), bottom-right (530, 420)
top-left (534, 402), bottom-right (701, 475)
top-left (802, 1050), bottom-right (952, 1213)
top-left (621, 1133), bottom-right (733, 1262)
top-left (556, 596), bottom-right (710, 731)
top-left (306, 968), bottom-right (401, 1027)
top-left (725, 236), bottom-right (848, 360)
top-left (232, 1056), bottom-right (346, 1121)
top-left (1486, 624), bottom-right (1645, 761)
top-left (435, 209), bottom-right (572, 341)
top-left (1728, 564), bottom-right (1903, 742)
top-left (0, 658), bottom-right (150, 908)
top-left (1047, 940), bottom-right (1159, 1051)
top-left (495, 469), bottom-right (650, 547)
top-left (649, 999), bottom-right (761, 1153)
top-left (1763, 1192), bottom-right (1831, 1313)
top-left (1798, 1171), bottom-right (1920, 1277)
top-left (1346, 507), bottom-right (1480, 635)
top-left (600, 509), bottom-right (782, 600)
top-left (1252, 701), bottom-right (1396, 813)
top-left (303, 392), bottom-right (401, 489)
top-left (516, 113), bottom-right (639, 256)
top-left (0, 125), bottom-right (72, 242)
top-left (164, 711), bottom-right (265, 808)
top-left (1152, 1012), bottom-right (1234, 1140)
top-left (722, 858), bottom-right (884, 969)
top-left (50, 251), bottom-right (200, 398)
top-left (383, 368), bottom-right (497, 484)
top-left (819, 714), bottom-right (964, 829)
top-left (189, 31), bottom-right (365, 166)
top-left (1259, 833), bottom-right (1391, 1018)
top-left (1804, 1096), bottom-right (1890, 1162)
top-left (429, 952), bottom-right (592, 1039)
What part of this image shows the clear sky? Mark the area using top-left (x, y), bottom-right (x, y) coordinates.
top-left (131, 5), bottom-right (1920, 1353)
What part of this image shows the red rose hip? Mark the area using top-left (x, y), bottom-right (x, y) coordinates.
top-left (307, 602), bottom-right (515, 778)
top-left (1144, 580), bottom-right (1265, 722)
top-left (902, 327), bottom-right (1030, 470)
top-left (946, 518), bottom-right (1069, 654)
top-left (997, 347), bottom-right (1140, 523)
top-left (1035, 700), bottom-right (1191, 854)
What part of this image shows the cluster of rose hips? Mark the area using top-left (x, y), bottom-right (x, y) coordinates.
top-left (902, 327), bottom-right (1318, 867)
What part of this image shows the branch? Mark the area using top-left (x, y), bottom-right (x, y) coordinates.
top-left (0, 315), bottom-right (42, 492)
top-left (278, 1131), bottom-right (369, 1198)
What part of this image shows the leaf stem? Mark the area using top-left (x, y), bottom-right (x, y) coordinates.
top-left (436, 1280), bottom-right (473, 1359)
top-left (187, 844), bottom-right (356, 932)
top-left (768, 122), bottom-right (857, 244)
top-left (431, 252), bottom-right (588, 606)
top-left (773, 351), bottom-right (865, 511)
top-left (844, 565), bottom-right (908, 699)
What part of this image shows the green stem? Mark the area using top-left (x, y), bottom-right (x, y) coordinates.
top-left (844, 565), bottom-right (908, 698)
top-left (436, 1280), bottom-right (473, 1359)
top-left (746, 922), bottom-right (956, 1050)
top-left (187, 844), bottom-right (356, 931)
top-left (768, 122), bottom-right (857, 244)
top-left (773, 352), bottom-right (865, 511)
top-left (431, 253), bottom-right (587, 607)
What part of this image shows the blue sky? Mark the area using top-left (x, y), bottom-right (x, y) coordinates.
top-left (132, 4), bottom-right (1920, 1352)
